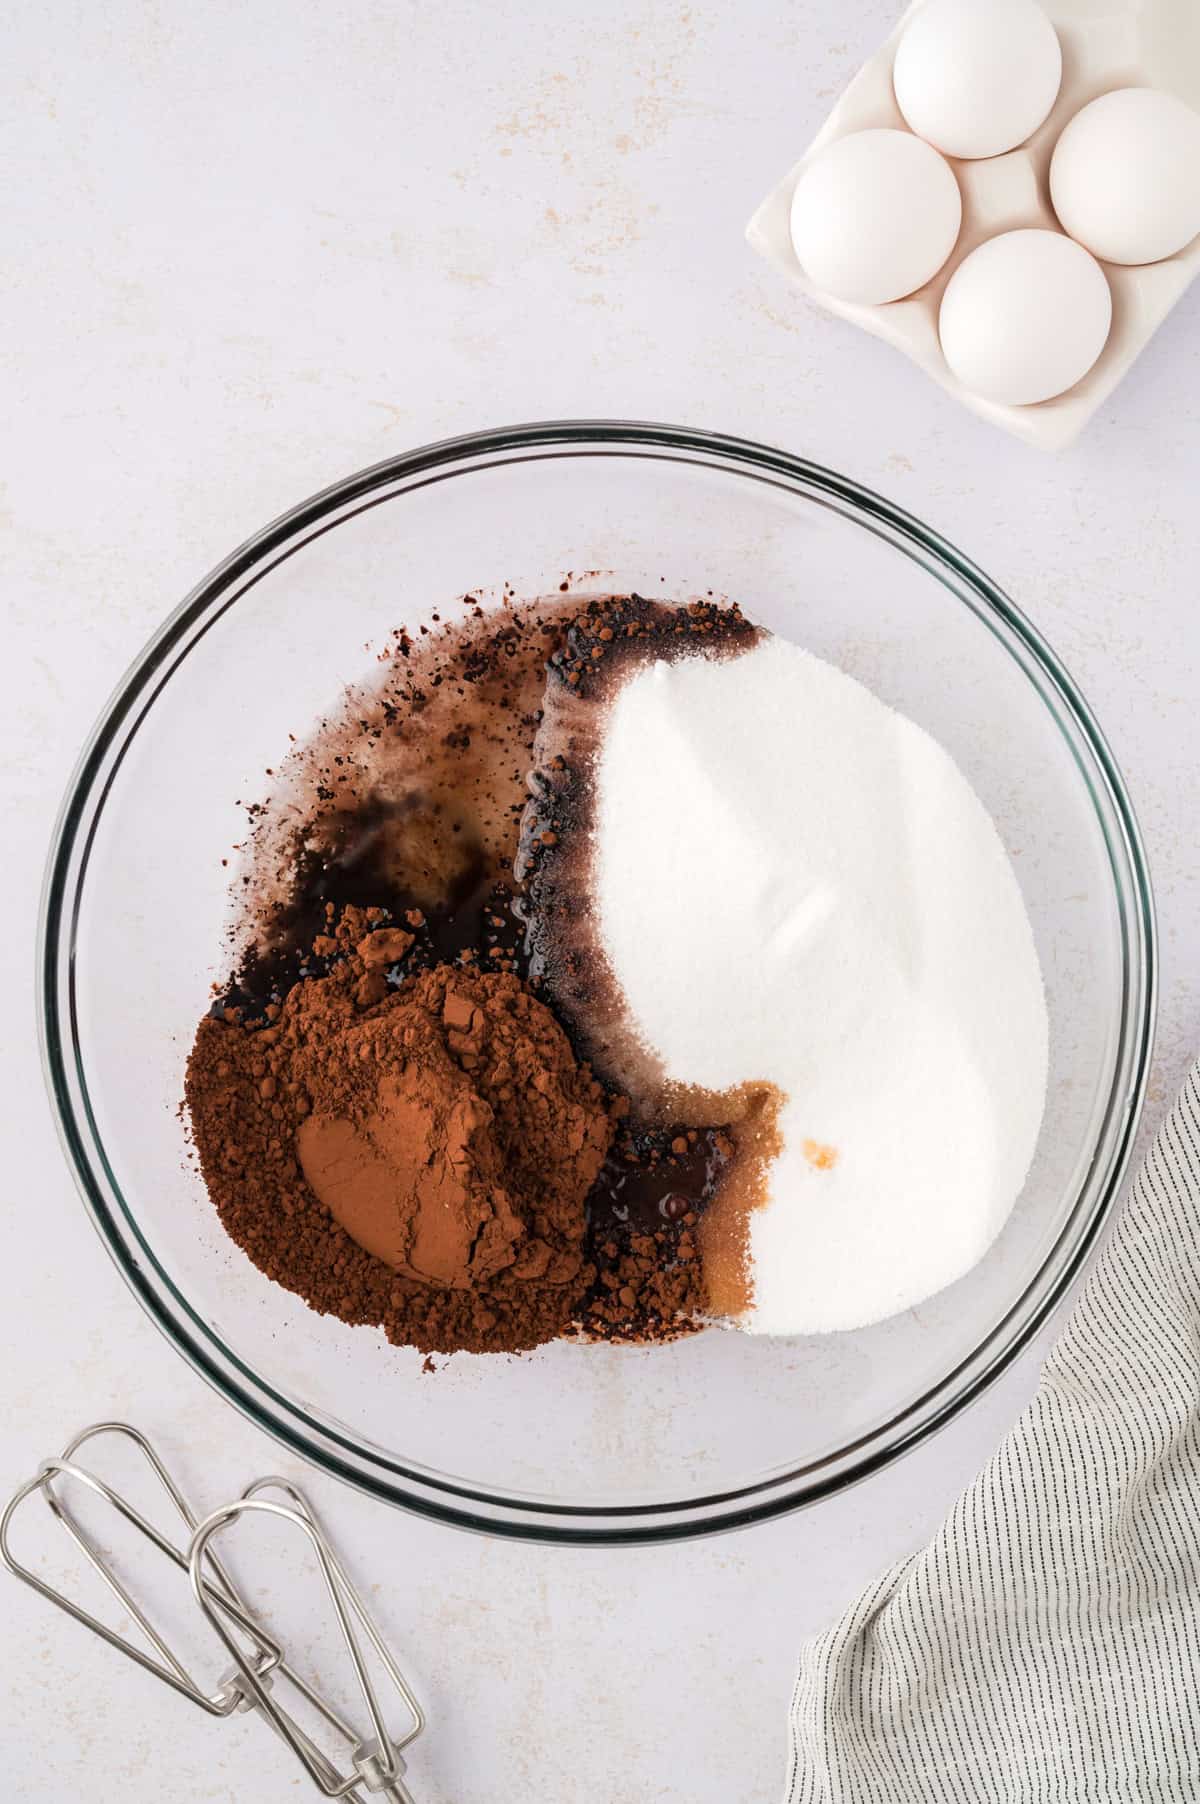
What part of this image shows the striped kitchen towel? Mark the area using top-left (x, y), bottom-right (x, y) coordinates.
top-left (786, 1059), bottom-right (1200, 1803)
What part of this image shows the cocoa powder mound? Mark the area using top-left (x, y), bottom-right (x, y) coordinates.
top-left (185, 907), bottom-right (615, 1355)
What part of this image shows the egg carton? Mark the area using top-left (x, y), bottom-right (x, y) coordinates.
top-left (747, 0), bottom-right (1200, 449)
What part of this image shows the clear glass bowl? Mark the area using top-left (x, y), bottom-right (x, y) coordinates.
top-left (41, 422), bottom-right (1156, 1543)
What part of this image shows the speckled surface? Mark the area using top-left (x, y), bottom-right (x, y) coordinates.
top-left (2, 2), bottom-right (1198, 1799)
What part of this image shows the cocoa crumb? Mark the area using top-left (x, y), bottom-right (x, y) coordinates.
top-left (442, 990), bottom-right (476, 1032)
top-left (356, 927), bottom-right (415, 967)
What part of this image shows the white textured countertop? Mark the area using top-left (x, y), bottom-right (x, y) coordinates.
top-left (3, 2), bottom-right (1198, 1799)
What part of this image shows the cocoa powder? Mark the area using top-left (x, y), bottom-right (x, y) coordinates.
top-left (186, 907), bottom-right (617, 1354)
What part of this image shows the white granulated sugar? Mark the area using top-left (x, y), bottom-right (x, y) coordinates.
top-left (595, 635), bottom-right (1048, 1335)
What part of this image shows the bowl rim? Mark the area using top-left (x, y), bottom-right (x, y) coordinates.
top-left (39, 418), bottom-right (1157, 1544)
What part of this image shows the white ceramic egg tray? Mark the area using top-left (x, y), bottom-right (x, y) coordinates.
top-left (747, 0), bottom-right (1200, 448)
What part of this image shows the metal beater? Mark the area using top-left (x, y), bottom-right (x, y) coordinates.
top-left (0, 1423), bottom-right (425, 1800)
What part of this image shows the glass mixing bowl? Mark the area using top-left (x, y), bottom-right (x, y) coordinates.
top-left (41, 422), bottom-right (1155, 1542)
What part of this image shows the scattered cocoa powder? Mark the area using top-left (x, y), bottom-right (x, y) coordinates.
top-left (186, 594), bottom-right (762, 1357)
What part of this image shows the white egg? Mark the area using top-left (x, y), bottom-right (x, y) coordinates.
top-left (789, 129), bottom-right (962, 306)
top-left (1050, 87), bottom-right (1200, 266)
top-left (938, 229), bottom-right (1112, 405)
top-left (893, 0), bottom-right (1062, 160)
